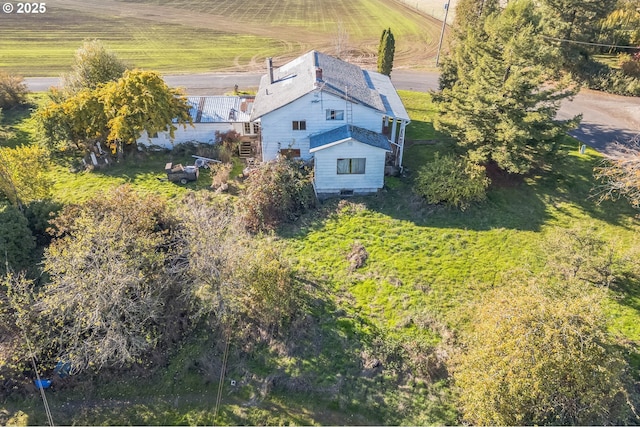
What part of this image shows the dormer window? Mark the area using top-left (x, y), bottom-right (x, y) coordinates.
top-left (326, 109), bottom-right (344, 120)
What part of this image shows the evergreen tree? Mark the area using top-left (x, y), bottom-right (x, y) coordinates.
top-left (434, 0), bottom-right (579, 174)
top-left (377, 28), bottom-right (395, 76)
top-left (538, 0), bottom-right (616, 68)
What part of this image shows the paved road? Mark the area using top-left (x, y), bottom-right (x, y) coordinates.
top-left (25, 71), bottom-right (639, 153)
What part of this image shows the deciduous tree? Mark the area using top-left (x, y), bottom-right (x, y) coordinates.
top-left (594, 140), bottom-right (640, 210)
top-left (601, 1), bottom-right (640, 47)
top-left (454, 281), bottom-right (633, 425)
top-left (99, 69), bottom-right (192, 156)
top-left (0, 145), bottom-right (52, 209)
top-left (0, 72), bottom-right (29, 110)
top-left (37, 70), bottom-right (191, 156)
top-left (62, 39), bottom-right (127, 94)
top-left (37, 186), bottom-right (187, 372)
top-left (174, 196), bottom-right (303, 335)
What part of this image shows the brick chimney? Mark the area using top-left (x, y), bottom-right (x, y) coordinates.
top-left (315, 67), bottom-right (323, 82)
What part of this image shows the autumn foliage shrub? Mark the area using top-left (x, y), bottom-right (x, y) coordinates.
top-left (413, 153), bottom-right (489, 210)
top-left (239, 158), bottom-right (314, 233)
top-left (0, 72), bottom-right (28, 110)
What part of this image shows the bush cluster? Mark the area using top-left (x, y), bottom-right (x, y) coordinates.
top-left (239, 158), bottom-right (315, 233)
top-left (578, 59), bottom-right (640, 96)
top-left (413, 153), bottom-right (489, 210)
top-left (0, 72), bottom-right (28, 110)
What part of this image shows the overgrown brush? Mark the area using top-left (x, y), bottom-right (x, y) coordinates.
top-left (239, 157), bottom-right (315, 233)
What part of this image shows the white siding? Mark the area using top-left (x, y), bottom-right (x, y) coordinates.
top-left (260, 91), bottom-right (384, 161)
top-left (314, 139), bottom-right (387, 193)
top-left (137, 122), bottom-right (246, 149)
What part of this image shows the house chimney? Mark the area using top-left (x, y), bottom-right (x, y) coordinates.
top-left (315, 67), bottom-right (323, 82)
top-left (267, 57), bottom-right (274, 84)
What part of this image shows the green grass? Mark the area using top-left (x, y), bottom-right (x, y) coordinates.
top-left (2, 91), bottom-right (640, 425)
top-left (48, 153), bottom-right (213, 204)
top-left (118, 0), bottom-right (427, 36)
top-left (0, 0), bottom-right (441, 76)
top-left (398, 90), bottom-right (451, 142)
top-left (0, 8), bottom-right (283, 76)
top-left (594, 53), bottom-right (622, 69)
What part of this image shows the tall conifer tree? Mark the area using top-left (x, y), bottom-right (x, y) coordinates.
top-left (434, 0), bottom-right (579, 174)
top-left (377, 28), bottom-right (395, 76)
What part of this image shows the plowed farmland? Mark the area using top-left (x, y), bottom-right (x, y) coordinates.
top-left (0, 0), bottom-right (444, 76)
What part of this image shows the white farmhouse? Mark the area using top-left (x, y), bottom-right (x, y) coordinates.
top-left (250, 50), bottom-right (410, 196)
top-left (138, 95), bottom-right (259, 149)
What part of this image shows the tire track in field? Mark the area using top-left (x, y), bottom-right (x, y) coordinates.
top-left (51, 0), bottom-right (445, 70)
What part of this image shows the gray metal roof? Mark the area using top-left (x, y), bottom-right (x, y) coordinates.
top-left (251, 51), bottom-right (408, 121)
top-left (310, 124), bottom-right (391, 152)
top-left (185, 96), bottom-right (253, 123)
top-left (364, 70), bottom-right (410, 121)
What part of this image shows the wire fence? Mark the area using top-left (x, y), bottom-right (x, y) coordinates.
top-left (396, 0), bottom-right (457, 24)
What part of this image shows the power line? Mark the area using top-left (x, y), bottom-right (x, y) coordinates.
top-left (25, 335), bottom-right (55, 426)
top-left (542, 35), bottom-right (639, 50)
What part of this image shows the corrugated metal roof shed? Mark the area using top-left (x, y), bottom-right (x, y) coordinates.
top-left (186, 96), bottom-right (253, 123)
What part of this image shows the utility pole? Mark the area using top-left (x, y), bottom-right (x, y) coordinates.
top-left (435, 2), bottom-right (450, 67)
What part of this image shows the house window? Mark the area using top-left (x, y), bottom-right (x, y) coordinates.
top-left (326, 109), bottom-right (344, 120)
top-left (337, 158), bottom-right (366, 174)
top-left (292, 120), bottom-right (306, 131)
top-left (253, 123), bottom-right (260, 134)
top-left (244, 122), bottom-right (252, 134)
top-left (280, 148), bottom-right (301, 159)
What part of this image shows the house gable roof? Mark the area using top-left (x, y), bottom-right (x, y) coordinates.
top-left (309, 124), bottom-right (391, 153)
top-left (251, 51), bottom-right (392, 120)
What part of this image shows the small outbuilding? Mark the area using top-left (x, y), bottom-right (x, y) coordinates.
top-left (310, 124), bottom-right (390, 196)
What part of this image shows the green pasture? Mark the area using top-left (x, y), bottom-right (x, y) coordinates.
top-left (114, 0), bottom-right (428, 36)
top-left (2, 92), bottom-right (640, 425)
top-left (0, 0), bottom-right (440, 76)
top-left (0, 8), bottom-right (283, 76)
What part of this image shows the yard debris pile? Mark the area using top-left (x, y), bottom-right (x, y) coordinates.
top-left (347, 241), bottom-right (368, 271)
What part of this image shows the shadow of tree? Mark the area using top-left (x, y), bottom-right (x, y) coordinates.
top-left (570, 123), bottom-right (639, 154)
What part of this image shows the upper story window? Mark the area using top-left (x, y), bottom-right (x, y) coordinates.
top-left (326, 109), bottom-right (344, 120)
top-left (292, 120), bottom-right (306, 131)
